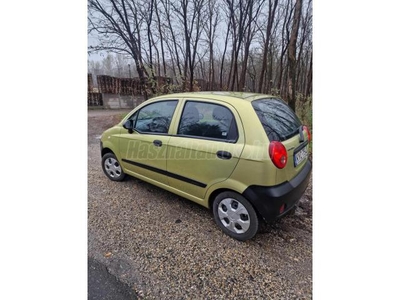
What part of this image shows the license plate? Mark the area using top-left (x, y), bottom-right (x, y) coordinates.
top-left (294, 145), bottom-right (308, 167)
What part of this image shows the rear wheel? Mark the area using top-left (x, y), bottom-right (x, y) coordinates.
top-left (213, 191), bottom-right (259, 241)
top-left (102, 153), bottom-right (125, 181)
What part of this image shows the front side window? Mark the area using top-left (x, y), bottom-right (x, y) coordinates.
top-left (129, 100), bottom-right (178, 134)
top-left (178, 101), bottom-right (238, 141)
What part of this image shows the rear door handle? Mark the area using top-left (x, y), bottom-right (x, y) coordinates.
top-left (153, 140), bottom-right (162, 147)
top-left (216, 151), bottom-right (232, 160)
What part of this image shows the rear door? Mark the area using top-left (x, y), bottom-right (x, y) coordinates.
top-left (252, 98), bottom-right (310, 182)
top-left (166, 100), bottom-right (245, 199)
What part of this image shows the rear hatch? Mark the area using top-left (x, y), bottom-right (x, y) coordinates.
top-left (252, 98), bottom-right (310, 183)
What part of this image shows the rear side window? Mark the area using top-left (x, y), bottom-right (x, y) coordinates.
top-left (178, 101), bottom-right (238, 142)
top-left (252, 98), bottom-right (301, 141)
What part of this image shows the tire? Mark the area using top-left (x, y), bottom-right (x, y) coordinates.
top-left (102, 153), bottom-right (126, 182)
top-left (213, 191), bottom-right (259, 241)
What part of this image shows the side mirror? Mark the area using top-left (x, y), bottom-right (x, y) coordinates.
top-left (123, 119), bottom-right (134, 134)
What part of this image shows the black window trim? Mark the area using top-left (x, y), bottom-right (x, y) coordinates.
top-left (176, 100), bottom-right (239, 143)
top-left (175, 134), bottom-right (238, 144)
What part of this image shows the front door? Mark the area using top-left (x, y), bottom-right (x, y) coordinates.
top-left (118, 100), bottom-right (179, 184)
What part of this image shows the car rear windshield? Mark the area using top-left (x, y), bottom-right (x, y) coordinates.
top-left (252, 98), bottom-right (302, 141)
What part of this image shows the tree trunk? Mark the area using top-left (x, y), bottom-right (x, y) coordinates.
top-left (155, 1), bottom-right (167, 77)
top-left (219, 19), bottom-right (231, 90)
top-left (287, 0), bottom-right (302, 112)
top-left (258, 0), bottom-right (278, 93)
top-left (276, 0), bottom-right (292, 95)
top-left (266, 46), bottom-right (274, 93)
top-left (162, 0), bottom-right (183, 83)
top-left (306, 51), bottom-right (312, 98)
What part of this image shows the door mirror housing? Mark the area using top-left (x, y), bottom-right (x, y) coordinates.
top-left (123, 119), bottom-right (134, 134)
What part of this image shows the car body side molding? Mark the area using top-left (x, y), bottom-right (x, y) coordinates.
top-left (121, 159), bottom-right (207, 188)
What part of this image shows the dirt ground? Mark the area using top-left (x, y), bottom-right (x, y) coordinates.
top-left (88, 108), bottom-right (313, 299)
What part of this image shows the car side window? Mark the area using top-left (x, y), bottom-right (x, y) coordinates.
top-left (129, 100), bottom-right (178, 134)
top-left (178, 101), bottom-right (238, 141)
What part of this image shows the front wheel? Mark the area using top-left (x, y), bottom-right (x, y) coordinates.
top-left (102, 153), bottom-right (126, 181)
top-left (213, 191), bottom-right (259, 241)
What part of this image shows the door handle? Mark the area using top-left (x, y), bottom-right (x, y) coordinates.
top-left (216, 151), bottom-right (232, 160)
top-left (153, 140), bottom-right (162, 147)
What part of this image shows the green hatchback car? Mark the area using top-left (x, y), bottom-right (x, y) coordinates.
top-left (100, 92), bottom-right (311, 241)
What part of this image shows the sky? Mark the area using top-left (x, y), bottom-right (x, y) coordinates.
top-left (88, 34), bottom-right (106, 61)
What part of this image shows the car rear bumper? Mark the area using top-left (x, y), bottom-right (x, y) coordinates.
top-left (243, 159), bottom-right (312, 222)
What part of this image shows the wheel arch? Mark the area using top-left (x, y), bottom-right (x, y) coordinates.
top-left (208, 188), bottom-right (230, 210)
top-left (206, 178), bottom-right (249, 209)
top-left (101, 147), bottom-right (114, 157)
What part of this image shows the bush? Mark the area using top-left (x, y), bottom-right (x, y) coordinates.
top-left (296, 95), bottom-right (313, 156)
top-left (296, 96), bottom-right (312, 129)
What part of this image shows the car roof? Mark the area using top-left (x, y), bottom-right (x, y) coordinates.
top-left (153, 91), bottom-right (276, 103)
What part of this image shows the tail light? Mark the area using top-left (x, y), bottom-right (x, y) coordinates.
top-left (303, 125), bottom-right (311, 142)
top-left (269, 141), bottom-right (287, 169)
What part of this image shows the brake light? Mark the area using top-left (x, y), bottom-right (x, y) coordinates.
top-left (269, 141), bottom-right (287, 169)
top-left (303, 125), bottom-right (311, 142)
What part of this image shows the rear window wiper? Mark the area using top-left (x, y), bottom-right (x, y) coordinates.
top-left (281, 126), bottom-right (304, 142)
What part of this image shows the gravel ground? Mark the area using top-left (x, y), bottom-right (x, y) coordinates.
top-left (88, 109), bottom-right (313, 299)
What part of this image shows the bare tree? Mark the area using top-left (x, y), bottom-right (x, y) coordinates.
top-left (160, 0), bottom-right (183, 82)
top-left (88, 0), bottom-right (312, 101)
top-left (276, 0), bottom-right (294, 97)
top-left (238, 0), bottom-right (265, 91)
top-left (306, 51), bottom-right (312, 97)
top-left (171, 0), bottom-right (205, 91)
top-left (88, 0), bottom-right (151, 98)
top-left (257, 0), bottom-right (279, 93)
top-left (296, 0), bottom-right (312, 97)
top-left (219, 16), bottom-right (231, 90)
top-left (142, 0), bottom-right (156, 80)
top-left (224, 0), bottom-right (249, 91)
top-left (204, 0), bottom-right (220, 90)
top-left (287, 0), bottom-right (302, 111)
top-left (154, 0), bottom-right (167, 77)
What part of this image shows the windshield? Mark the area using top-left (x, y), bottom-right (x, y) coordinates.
top-left (252, 98), bottom-right (302, 141)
